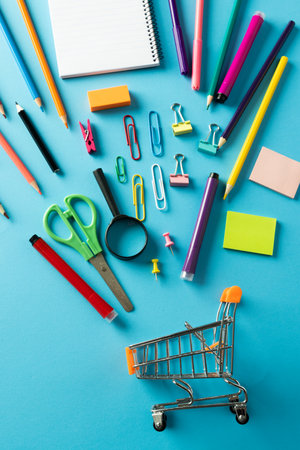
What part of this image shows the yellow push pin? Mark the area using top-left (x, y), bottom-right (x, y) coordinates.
top-left (151, 259), bottom-right (160, 281)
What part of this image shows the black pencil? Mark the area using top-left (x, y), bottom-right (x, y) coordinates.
top-left (15, 102), bottom-right (60, 173)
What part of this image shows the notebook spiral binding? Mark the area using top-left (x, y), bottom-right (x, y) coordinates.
top-left (142, 0), bottom-right (164, 62)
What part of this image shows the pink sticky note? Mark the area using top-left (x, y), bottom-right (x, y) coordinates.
top-left (249, 147), bottom-right (300, 199)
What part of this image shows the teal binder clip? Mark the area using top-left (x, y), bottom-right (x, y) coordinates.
top-left (198, 124), bottom-right (221, 155)
top-left (115, 156), bottom-right (127, 183)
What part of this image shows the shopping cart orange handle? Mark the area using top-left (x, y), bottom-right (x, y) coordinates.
top-left (126, 347), bottom-right (136, 375)
top-left (220, 286), bottom-right (242, 303)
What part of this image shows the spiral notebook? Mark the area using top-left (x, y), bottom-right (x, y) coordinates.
top-left (48, 0), bottom-right (161, 78)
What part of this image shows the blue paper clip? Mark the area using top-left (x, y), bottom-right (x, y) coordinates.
top-left (115, 156), bottom-right (127, 183)
top-left (149, 111), bottom-right (163, 157)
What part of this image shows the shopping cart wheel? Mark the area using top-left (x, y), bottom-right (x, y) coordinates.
top-left (153, 412), bottom-right (167, 432)
top-left (229, 397), bottom-right (239, 414)
top-left (235, 409), bottom-right (249, 425)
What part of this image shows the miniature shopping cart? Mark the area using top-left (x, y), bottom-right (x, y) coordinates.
top-left (126, 286), bottom-right (248, 431)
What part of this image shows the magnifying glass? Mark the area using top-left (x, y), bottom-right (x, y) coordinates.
top-left (93, 168), bottom-right (148, 260)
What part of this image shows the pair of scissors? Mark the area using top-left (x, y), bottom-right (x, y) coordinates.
top-left (43, 194), bottom-right (133, 312)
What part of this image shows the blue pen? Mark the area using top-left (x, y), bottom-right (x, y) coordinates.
top-left (0, 10), bottom-right (43, 111)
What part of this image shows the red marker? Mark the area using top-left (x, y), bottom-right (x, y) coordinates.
top-left (30, 235), bottom-right (117, 322)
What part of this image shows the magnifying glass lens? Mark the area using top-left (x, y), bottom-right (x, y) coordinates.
top-left (106, 217), bottom-right (147, 259)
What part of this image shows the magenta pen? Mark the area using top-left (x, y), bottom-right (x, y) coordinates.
top-left (216, 11), bottom-right (265, 103)
top-left (181, 173), bottom-right (219, 281)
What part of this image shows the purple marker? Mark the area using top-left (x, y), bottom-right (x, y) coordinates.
top-left (168, 0), bottom-right (189, 75)
top-left (181, 173), bottom-right (219, 281)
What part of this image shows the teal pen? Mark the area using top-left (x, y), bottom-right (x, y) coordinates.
top-left (206, 0), bottom-right (241, 109)
top-left (0, 9), bottom-right (43, 111)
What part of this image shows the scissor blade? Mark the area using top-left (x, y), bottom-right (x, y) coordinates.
top-left (89, 253), bottom-right (133, 312)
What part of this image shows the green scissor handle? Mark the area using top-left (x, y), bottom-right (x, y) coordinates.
top-left (43, 194), bottom-right (102, 261)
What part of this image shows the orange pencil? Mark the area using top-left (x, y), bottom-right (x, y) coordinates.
top-left (16, 0), bottom-right (68, 129)
top-left (0, 130), bottom-right (41, 194)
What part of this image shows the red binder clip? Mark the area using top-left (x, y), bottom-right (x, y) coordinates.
top-left (169, 154), bottom-right (189, 187)
top-left (123, 115), bottom-right (141, 160)
top-left (79, 120), bottom-right (97, 154)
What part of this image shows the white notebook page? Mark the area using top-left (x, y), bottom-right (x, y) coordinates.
top-left (48, 0), bottom-right (160, 78)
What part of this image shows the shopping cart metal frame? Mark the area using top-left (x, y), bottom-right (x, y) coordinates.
top-left (126, 286), bottom-right (248, 431)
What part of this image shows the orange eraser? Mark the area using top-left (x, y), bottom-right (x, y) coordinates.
top-left (88, 85), bottom-right (131, 112)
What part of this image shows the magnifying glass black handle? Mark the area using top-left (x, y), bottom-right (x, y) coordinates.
top-left (93, 169), bottom-right (121, 217)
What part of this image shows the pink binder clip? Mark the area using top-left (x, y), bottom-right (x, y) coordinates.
top-left (79, 120), bottom-right (97, 154)
top-left (169, 154), bottom-right (189, 187)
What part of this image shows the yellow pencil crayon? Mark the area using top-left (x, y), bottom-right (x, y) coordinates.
top-left (224, 56), bottom-right (288, 200)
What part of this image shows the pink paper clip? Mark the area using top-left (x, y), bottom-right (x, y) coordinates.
top-left (79, 120), bottom-right (97, 154)
top-left (169, 154), bottom-right (189, 187)
top-left (123, 115), bottom-right (141, 161)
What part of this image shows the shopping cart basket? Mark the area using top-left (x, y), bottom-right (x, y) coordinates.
top-left (126, 286), bottom-right (248, 431)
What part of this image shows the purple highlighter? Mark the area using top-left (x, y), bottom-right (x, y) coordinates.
top-left (168, 0), bottom-right (189, 75)
top-left (181, 173), bottom-right (219, 282)
top-left (216, 11), bottom-right (265, 103)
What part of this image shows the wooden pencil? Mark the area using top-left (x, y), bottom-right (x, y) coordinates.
top-left (0, 9), bottom-right (43, 111)
top-left (16, 0), bottom-right (68, 128)
top-left (0, 130), bottom-right (41, 194)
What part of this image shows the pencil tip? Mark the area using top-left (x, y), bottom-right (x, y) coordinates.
top-left (206, 96), bottom-right (213, 109)
top-left (31, 181), bottom-right (42, 195)
top-left (218, 137), bottom-right (226, 148)
top-left (4, 212), bottom-right (9, 219)
top-left (3, 114), bottom-right (6, 119)
top-left (35, 97), bottom-right (43, 110)
top-left (223, 184), bottom-right (232, 200)
top-left (61, 114), bottom-right (69, 129)
top-left (40, 106), bottom-right (45, 112)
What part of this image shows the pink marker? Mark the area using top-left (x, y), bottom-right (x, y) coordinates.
top-left (192, 0), bottom-right (204, 90)
top-left (216, 11), bottom-right (265, 103)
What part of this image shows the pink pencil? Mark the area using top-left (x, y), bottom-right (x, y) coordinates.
top-left (192, 0), bottom-right (204, 91)
top-left (0, 130), bottom-right (41, 194)
top-left (216, 11), bottom-right (265, 103)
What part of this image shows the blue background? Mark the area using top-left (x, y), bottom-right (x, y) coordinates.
top-left (0, 0), bottom-right (299, 448)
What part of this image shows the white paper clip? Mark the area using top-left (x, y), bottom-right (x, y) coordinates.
top-left (151, 164), bottom-right (167, 211)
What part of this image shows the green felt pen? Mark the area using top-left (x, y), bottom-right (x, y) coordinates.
top-left (206, 0), bottom-right (241, 109)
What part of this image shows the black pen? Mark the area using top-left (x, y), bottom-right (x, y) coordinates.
top-left (15, 102), bottom-right (60, 173)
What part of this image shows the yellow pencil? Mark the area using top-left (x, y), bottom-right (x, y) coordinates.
top-left (16, 0), bottom-right (68, 129)
top-left (223, 56), bottom-right (288, 200)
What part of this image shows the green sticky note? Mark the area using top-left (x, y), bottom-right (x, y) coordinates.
top-left (223, 211), bottom-right (277, 256)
